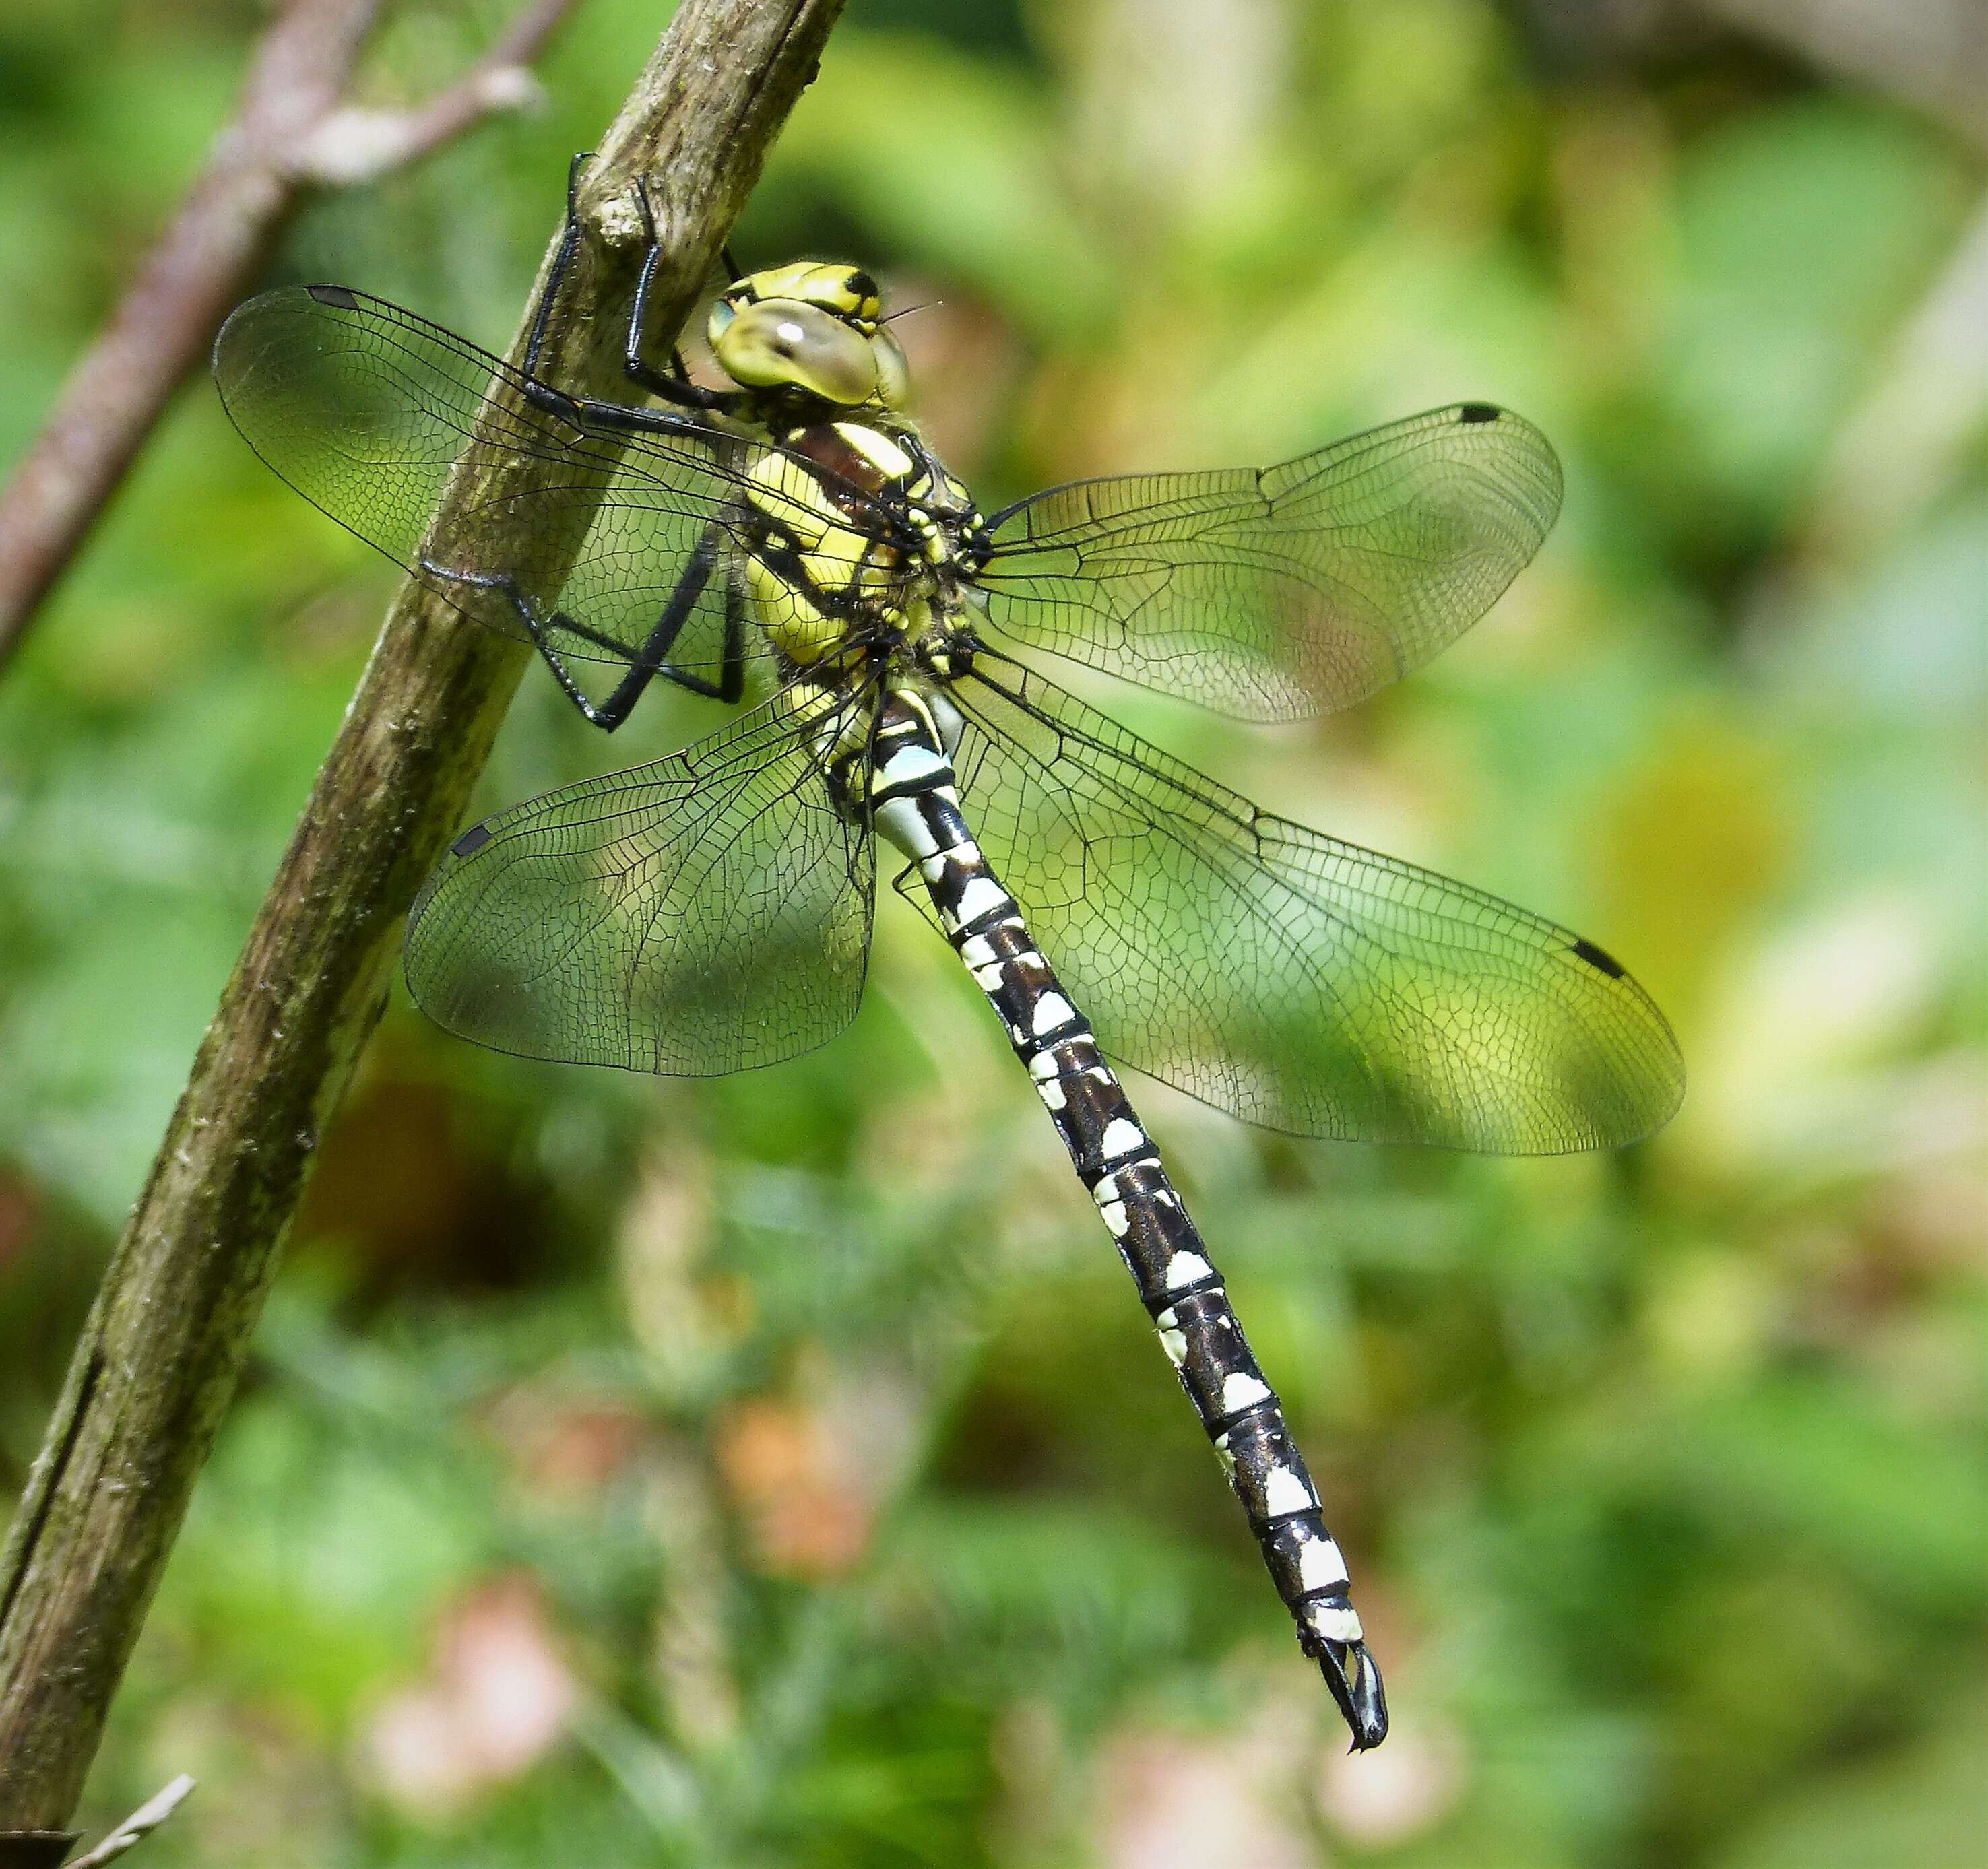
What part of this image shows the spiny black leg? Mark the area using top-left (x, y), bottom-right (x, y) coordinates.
top-left (513, 373), bottom-right (716, 446)
top-left (523, 151), bottom-right (595, 381)
top-left (419, 534), bottom-right (733, 731)
top-left (419, 558), bottom-right (624, 727)
top-left (579, 525), bottom-right (738, 723)
top-left (623, 178), bottom-right (740, 415)
top-left (715, 554), bottom-right (748, 705)
top-left (720, 240), bottom-right (742, 283)
top-left (517, 156), bottom-right (738, 430)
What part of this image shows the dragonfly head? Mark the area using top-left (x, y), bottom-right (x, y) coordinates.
top-left (708, 262), bottom-right (910, 410)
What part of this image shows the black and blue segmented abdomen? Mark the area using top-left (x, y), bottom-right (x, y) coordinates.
top-left (864, 682), bottom-right (1388, 1750)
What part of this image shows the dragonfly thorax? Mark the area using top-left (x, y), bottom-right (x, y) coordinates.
top-left (742, 412), bottom-right (987, 676)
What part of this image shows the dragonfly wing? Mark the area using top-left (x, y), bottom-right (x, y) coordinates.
top-left (909, 653), bottom-right (1680, 1150)
top-left (407, 688), bottom-right (876, 1072)
top-left (973, 405), bottom-right (1562, 721)
top-left (215, 284), bottom-right (794, 680)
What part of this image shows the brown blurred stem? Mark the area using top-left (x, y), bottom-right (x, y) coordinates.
top-left (1695, 0), bottom-right (1987, 152)
top-left (0, 0), bottom-right (849, 1834)
top-left (0, 0), bottom-right (581, 672)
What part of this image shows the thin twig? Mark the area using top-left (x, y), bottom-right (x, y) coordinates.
top-left (1694, 0), bottom-right (1987, 151)
top-left (65, 1777), bottom-right (196, 1869)
top-left (294, 0), bottom-right (579, 183)
top-left (0, 0), bottom-right (581, 669)
top-left (0, 0), bottom-right (851, 1831)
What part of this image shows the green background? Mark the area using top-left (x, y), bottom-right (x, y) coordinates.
top-left (2, 1), bottom-right (1983, 1863)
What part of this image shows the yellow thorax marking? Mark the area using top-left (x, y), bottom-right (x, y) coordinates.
top-left (744, 438), bottom-right (903, 666)
top-left (832, 422), bottom-right (912, 480)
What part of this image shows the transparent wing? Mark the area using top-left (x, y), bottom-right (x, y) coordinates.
top-left (214, 286), bottom-right (899, 679)
top-left (905, 651), bottom-right (1680, 1151)
top-left (407, 688), bottom-right (876, 1073)
top-left (973, 405), bottom-right (1562, 721)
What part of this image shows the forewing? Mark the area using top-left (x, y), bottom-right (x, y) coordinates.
top-left (407, 689), bottom-right (876, 1073)
top-left (216, 285), bottom-right (838, 679)
top-left (909, 653), bottom-right (1680, 1151)
top-left (974, 405), bottom-right (1562, 721)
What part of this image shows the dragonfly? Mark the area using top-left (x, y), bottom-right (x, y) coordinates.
top-left (213, 172), bottom-right (1684, 1752)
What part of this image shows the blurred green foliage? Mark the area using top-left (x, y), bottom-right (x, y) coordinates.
top-left (2, 1), bottom-right (1983, 1864)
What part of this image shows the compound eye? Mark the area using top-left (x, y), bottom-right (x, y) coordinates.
top-left (711, 298), bottom-right (878, 404)
top-left (706, 297), bottom-right (738, 342)
top-left (868, 327), bottom-right (910, 409)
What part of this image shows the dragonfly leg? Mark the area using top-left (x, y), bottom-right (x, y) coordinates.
top-left (515, 378), bottom-right (722, 447)
top-left (521, 151), bottom-right (594, 383)
top-left (710, 551), bottom-right (749, 705)
top-left (621, 178), bottom-right (742, 416)
top-left (522, 155), bottom-right (741, 424)
top-left (417, 543), bottom-right (730, 731)
top-left (866, 687), bottom-right (1389, 1752)
top-left (606, 521), bottom-right (745, 709)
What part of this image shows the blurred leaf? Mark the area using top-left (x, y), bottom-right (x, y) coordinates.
top-left (1709, 1691), bottom-right (1988, 1869)
top-left (1665, 101), bottom-right (1968, 522)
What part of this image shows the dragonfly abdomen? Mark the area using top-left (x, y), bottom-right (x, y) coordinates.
top-left (869, 686), bottom-right (1389, 1749)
